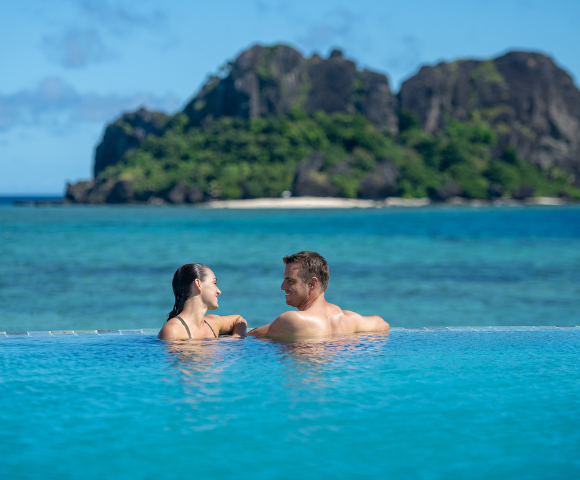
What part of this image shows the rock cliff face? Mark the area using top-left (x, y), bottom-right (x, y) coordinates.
top-left (184, 45), bottom-right (306, 124)
top-left (399, 52), bottom-right (580, 183)
top-left (65, 179), bottom-right (136, 204)
top-left (291, 152), bottom-right (399, 199)
top-left (184, 45), bottom-right (399, 132)
top-left (93, 108), bottom-right (170, 178)
top-left (67, 45), bottom-right (580, 203)
top-left (86, 44), bottom-right (399, 201)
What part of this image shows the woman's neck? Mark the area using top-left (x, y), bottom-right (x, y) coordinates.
top-left (177, 299), bottom-right (208, 328)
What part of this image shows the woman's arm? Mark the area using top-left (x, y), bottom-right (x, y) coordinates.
top-left (204, 314), bottom-right (247, 336)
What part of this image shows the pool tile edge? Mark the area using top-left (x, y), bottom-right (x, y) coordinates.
top-left (0, 326), bottom-right (578, 338)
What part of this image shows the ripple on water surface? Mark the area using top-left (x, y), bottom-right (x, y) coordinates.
top-left (1, 328), bottom-right (579, 479)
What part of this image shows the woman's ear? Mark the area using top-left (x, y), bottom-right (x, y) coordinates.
top-left (193, 278), bottom-right (202, 292)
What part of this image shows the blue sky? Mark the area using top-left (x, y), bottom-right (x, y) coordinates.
top-left (1, 0), bottom-right (579, 194)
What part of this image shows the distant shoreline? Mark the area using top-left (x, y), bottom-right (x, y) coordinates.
top-left (5, 195), bottom-right (575, 208)
top-left (202, 196), bottom-right (570, 209)
top-left (203, 196), bottom-right (430, 209)
top-left (0, 195), bottom-right (62, 205)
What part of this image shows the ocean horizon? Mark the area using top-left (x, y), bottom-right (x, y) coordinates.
top-left (1, 203), bottom-right (578, 332)
top-left (0, 194), bottom-right (63, 204)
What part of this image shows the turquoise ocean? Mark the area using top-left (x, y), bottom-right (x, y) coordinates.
top-left (1, 204), bottom-right (579, 331)
top-left (1, 204), bottom-right (579, 479)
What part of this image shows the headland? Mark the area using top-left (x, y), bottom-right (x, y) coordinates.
top-left (62, 44), bottom-right (580, 206)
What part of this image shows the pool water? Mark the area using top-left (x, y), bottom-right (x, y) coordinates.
top-left (2, 327), bottom-right (579, 479)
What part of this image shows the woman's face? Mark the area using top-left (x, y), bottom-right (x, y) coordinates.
top-left (200, 268), bottom-right (221, 310)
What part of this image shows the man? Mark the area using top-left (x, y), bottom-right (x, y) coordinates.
top-left (247, 251), bottom-right (389, 337)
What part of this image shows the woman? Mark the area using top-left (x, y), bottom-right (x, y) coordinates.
top-left (158, 263), bottom-right (247, 340)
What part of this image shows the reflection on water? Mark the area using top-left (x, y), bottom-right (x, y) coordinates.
top-left (160, 332), bottom-right (391, 422)
top-left (271, 333), bottom-right (391, 395)
top-left (165, 332), bottom-right (391, 370)
top-left (165, 338), bottom-right (224, 362)
top-left (161, 340), bottom-right (223, 409)
top-left (272, 332), bottom-right (389, 361)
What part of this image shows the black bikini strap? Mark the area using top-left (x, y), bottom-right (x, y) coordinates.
top-left (204, 319), bottom-right (217, 338)
top-left (175, 316), bottom-right (192, 339)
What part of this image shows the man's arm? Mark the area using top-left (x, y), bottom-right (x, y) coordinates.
top-left (246, 312), bottom-right (319, 337)
top-left (244, 312), bottom-right (299, 337)
top-left (204, 314), bottom-right (247, 336)
top-left (245, 323), bottom-right (271, 337)
top-left (344, 311), bottom-right (390, 333)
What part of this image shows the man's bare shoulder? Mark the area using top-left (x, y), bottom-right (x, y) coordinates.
top-left (266, 310), bottom-right (320, 337)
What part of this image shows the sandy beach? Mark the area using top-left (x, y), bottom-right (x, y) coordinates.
top-left (203, 196), bottom-right (432, 209)
top-left (11, 195), bottom-right (571, 208)
top-left (201, 196), bottom-right (569, 209)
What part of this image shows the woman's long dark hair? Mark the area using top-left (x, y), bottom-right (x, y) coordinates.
top-left (167, 263), bottom-right (208, 321)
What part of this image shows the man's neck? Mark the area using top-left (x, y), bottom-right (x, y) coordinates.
top-left (297, 291), bottom-right (325, 311)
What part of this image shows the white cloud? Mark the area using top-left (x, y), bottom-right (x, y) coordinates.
top-left (40, 0), bottom-right (168, 68)
top-left (296, 9), bottom-right (362, 54)
top-left (75, 0), bottom-right (167, 35)
top-left (255, 0), bottom-right (292, 16)
top-left (0, 77), bottom-right (182, 132)
top-left (42, 29), bottom-right (112, 68)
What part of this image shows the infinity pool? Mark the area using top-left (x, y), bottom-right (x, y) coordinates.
top-left (1, 327), bottom-right (579, 479)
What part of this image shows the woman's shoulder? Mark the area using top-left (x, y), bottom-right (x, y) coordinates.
top-left (158, 318), bottom-right (188, 340)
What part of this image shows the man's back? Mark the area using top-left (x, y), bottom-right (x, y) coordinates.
top-left (251, 298), bottom-right (389, 337)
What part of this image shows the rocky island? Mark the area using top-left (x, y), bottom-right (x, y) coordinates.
top-left (65, 45), bottom-right (580, 204)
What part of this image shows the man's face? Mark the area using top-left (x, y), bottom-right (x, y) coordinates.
top-left (281, 264), bottom-right (309, 307)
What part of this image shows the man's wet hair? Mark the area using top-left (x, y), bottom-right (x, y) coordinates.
top-left (283, 251), bottom-right (329, 292)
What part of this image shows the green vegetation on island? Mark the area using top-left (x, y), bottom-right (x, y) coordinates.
top-left (65, 45), bottom-right (580, 204)
top-left (97, 108), bottom-right (580, 201)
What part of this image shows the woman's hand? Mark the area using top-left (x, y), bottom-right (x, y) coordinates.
top-left (204, 314), bottom-right (247, 336)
